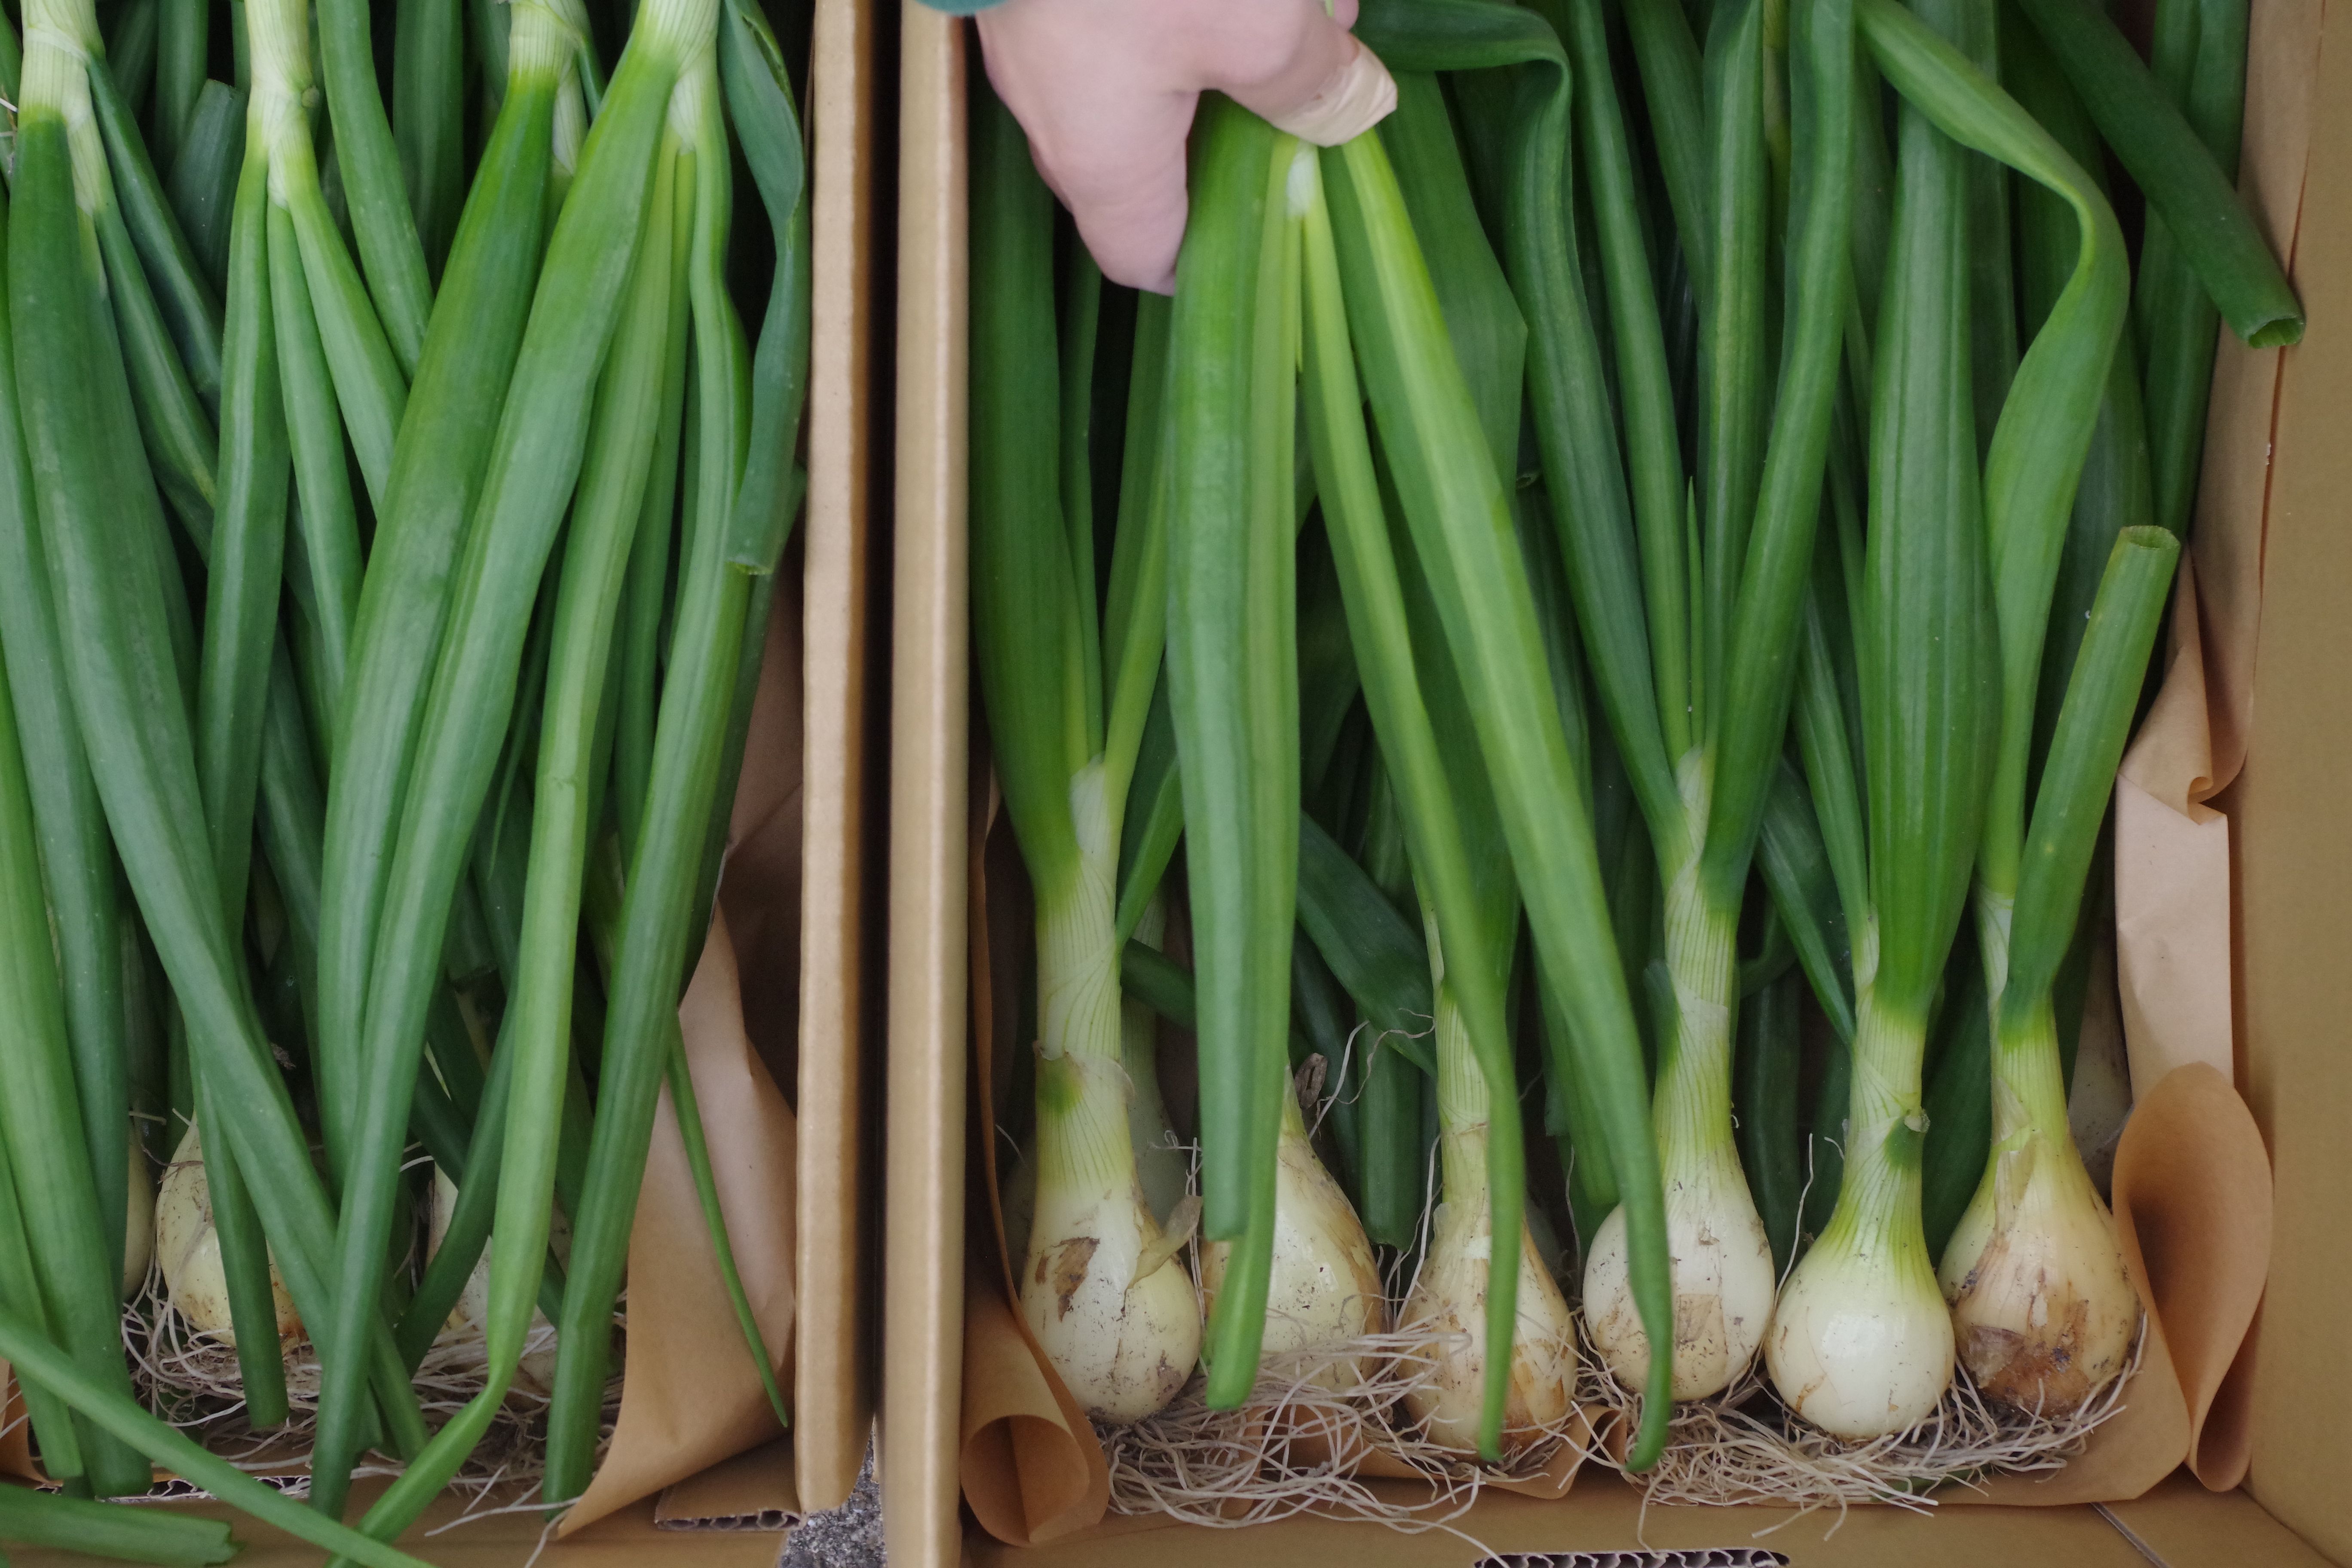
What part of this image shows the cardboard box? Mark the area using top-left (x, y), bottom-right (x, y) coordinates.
top-left (2, 0), bottom-right (881, 1551)
top-left (880, 0), bottom-right (2352, 1562)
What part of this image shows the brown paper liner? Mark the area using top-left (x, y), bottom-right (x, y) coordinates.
top-left (0, 1364), bottom-right (27, 1479)
top-left (561, 904), bottom-right (801, 1534)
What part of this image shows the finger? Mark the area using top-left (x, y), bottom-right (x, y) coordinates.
top-left (978, 8), bottom-right (1198, 292)
top-left (1195, 0), bottom-right (1396, 148)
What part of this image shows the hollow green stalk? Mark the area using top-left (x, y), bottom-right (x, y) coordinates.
top-left (2135, 0), bottom-right (2248, 539)
top-left (394, 0), bottom-right (466, 275)
top-left (14, 0), bottom-right (430, 1488)
top-left (335, 116), bottom-right (688, 1550)
top-left (312, 0), bottom-right (431, 370)
top-left (2011, 0), bottom-right (2295, 346)
top-left (1767, 0), bottom-right (1998, 1440)
top-left (309, 0), bottom-right (714, 1513)
top-left (0, 1477), bottom-right (235, 1566)
top-left (0, 626), bottom-right (147, 1497)
top-left (0, 147), bottom-right (133, 1311)
top-left (314, 0), bottom-right (585, 1177)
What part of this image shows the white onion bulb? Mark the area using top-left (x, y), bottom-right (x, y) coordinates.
top-left (154, 1123), bottom-right (300, 1346)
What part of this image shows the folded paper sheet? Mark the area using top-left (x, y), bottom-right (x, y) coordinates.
top-left (565, 590), bottom-right (808, 1532)
top-left (564, 904), bottom-right (802, 1534)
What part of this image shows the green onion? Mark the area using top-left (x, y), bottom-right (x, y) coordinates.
top-left (0, 153), bottom-right (137, 1330)
top-left (314, 0), bottom-right (587, 1186)
top-left (313, 0), bottom-right (432, 370)
top-left (0, 1479), bottom-right (235, 1566)
top-left (2012, 0), bottom-right (2298, 347)
top-left (0, 618), bottom-right (143, 1497)
top-left (0, 1304), bottom-right (436, 1568)
top-left (2134, 0), bottom-right (2248, 539)
top-left (394, 0), bottom-right (468, 275)
top-left (14, 0), bottom-right (432, 1494)
top-left (1767, 0), bottom-right (2003, 1439)
top-left (1939, 527), bottom-right (2174, 1410)
top-left (308, 0), bottom-right (709, 1512)
top-left (963, 82), bottom-right (1201, 1433)
top-left (1165, 96), bottom-right (1297, 1413)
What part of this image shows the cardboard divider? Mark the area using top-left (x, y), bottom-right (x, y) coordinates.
top-left (882, 0), bottom-right (2339, 1562)
top-left (881, 7), bottom-right (977, 1568)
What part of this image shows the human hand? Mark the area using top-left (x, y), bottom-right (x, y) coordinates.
top-left (975, 0), bottom-right (1397, 293)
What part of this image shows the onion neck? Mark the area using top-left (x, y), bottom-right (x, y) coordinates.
top-left (1991, 992), bottom-right (2074, 1155)
top-left (1433, 980), bottom-right (1489, 1208)
top-left (1655, 854), bottom-right (1741, 1187)
top-left (1816, 988), bottom-right (1936, 1283)
top-left (19, 0), bottom-right (108, 211)
top-left (1034, 760), bottom-right (1132, 1197)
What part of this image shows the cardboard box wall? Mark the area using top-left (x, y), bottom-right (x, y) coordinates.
top-left (879, 0), bottom-right (2352, 1563)
top-left (0, 0), bottom-right (882, 1552)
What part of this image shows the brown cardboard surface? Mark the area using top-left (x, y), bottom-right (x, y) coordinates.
top-left (2232, 0), bottom-right (2352, 1554)
top-left (795, 0), bottom-right (885, 1516)
top-left (2105, 1470), bottom-right (2336, 1568)
top-left (657, 1439), bottom-right (801, 1528)
top-left (883, 8), bottom-right (976, 1568)
top-left (959, 1472), bottom-right (2195, 1568)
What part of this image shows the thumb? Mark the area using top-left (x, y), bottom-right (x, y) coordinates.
top-left (1203, 0), bottom-right (1397, 149)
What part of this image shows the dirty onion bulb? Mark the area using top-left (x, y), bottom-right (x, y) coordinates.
top-left (1938, 991), bottom-right (2136, 1412)
top-left (1402, 947), bottom-right (1577, 1458)
top-left (155, 1123), bottom-right (300, 1346)
top-left (428, 1169), bottom-right (564, 1393)
top-left (1584, 827), bottom-right (1777, 1400)
top-left (1200, 1076), bottom-right (1387, 1391)
top-left (1019, 764), bottom-right (1201, 1423)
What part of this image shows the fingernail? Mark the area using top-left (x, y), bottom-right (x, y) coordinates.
top-left (1263, 37), bottom-right (1398, 148)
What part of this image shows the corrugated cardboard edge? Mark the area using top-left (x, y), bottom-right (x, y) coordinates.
top-left (2226, 0), bottom-right (2352, 1557)
top-left (795, 0), bottom-right (884, 1518)
top-left (881, 10), bottom-right (972, 1568)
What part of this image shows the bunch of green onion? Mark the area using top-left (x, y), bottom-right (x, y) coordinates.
top-left (0, 0), bottom-right (811, 1552)
top-left (970, 0), bottom-right (2291, 1476)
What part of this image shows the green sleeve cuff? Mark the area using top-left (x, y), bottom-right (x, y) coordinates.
top-left (916, 0), bottom-right (1008, 12)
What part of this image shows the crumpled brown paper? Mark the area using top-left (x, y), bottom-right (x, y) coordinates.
top-left (560, 904), bottom-right (801, 1534)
